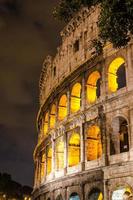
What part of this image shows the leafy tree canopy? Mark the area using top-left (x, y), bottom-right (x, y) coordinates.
top-left (53, 0), bottom-right (133, 49)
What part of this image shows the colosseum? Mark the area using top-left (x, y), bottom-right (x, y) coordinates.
top-left (32, 5), bottom-right (133, 200)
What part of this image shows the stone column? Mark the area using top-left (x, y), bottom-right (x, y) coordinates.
top-left (52, 138), bottom-right (55, 178)
top-left (67, 89), bottom-right (70, 116)
top-left (80, 123), bottom-right (85, 171)
top-left (64, 132), bottom-right (68, 174)
top-left (81, 74), bottom-right (86, 111)
top-left (127, 44), bottom-right (133, 91)
top-left (129, 107), bottom-right (133, 160)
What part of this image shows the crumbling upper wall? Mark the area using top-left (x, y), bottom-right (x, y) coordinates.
top-left (39, 6), bottom-right (100, 105)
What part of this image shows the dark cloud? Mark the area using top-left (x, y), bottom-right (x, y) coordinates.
top-left (0, 0), bottom-right (64, 186)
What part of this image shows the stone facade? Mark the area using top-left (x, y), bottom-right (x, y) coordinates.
top-left (33, 5), bottom-right (133, 200)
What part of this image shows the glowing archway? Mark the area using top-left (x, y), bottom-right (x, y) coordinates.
top-left (58, 94), bottom-right (67, 120)
top-left (55, 138), bottom-right (64, 170)
top-left (40, 152), bottom-right (46, 182)
top-left (86, 125), bottom-right (102, 161)
top-left (50, 104), bottom-right (56, 129)
top-left (71, 83), bottom-right (81, 113)
top-left (87, 71), bottom-right (101, 103)
top-left (88, 188), bottom-right (103, 200)
top-left (44, 112), bottom-right (48, 136)
top-left (68, 132), bottom-right (80, 167)
top-left (46, 146), bottom-right (52, 175)
top-left (108, 57), bottom-right (126, 92)
top-left (112, 187), bottom-right (132, 200)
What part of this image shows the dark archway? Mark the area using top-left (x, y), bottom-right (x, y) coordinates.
top-left (69, 192), bottom-right (80, 200)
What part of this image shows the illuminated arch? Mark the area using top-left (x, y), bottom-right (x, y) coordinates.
top-left (110, 116), bottom-right (129, 155)
top-left (40, 152), bottom-right (46, 182)
top-left (112, 186), bottom-right (132, 200)
top-left (71, 83), bottom-right (81, 113)
top-left (55, 138), bottom-right (64, 170)
top-left (87, 71), bottom-right (101, 103)
top-left (46, 146), bottom-right (52, 175)
top-left (86, 125), bottom-right (102, 161)
top-left (88, 188), bottom-right (103, 200)
top-left (58, 94), bottom-right (67, 120)
top-left (108, 57), bottom-right (126, 92)
top-left (68, 132), bottom-right (80, 167)
top-left (44, 112), bottom-right (48, 136)
top-left (69, 193), bottom-right (80, 200)
top-left (50, 104), bottom-right (56, 129)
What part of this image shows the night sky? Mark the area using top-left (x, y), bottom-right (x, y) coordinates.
top-left (0, 0), bottom-right (64, 186)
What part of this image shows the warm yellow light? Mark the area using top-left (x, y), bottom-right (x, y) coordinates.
top-left (87, 71), bottom-right (101, 103)
top-left (108, 57), bottom-right (125, 92)
top-left (71, 83), bottom-right (81, 113)
top-left (55, 138), bottom-right (64, 170)
top-left (86, 125), bottom-right (102, 161)
top-left (68, 132), bottom-right (80, 167)
top-left (44, 112), bottom-right (48, 136)
top-left (46, 146), bottom-right (52, 175)
top-left (50, 104), bottom-right (56, 128)
top-left (40, 153), bottom-right (45, 181)
top-left (58, 94), bottom-right (67, 120)
top-left (98, 192), bottom-right (103, 200)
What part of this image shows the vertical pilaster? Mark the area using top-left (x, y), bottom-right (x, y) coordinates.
top-left (80, 123), bottom-right (85, 171)
top-left (129, 107), bottom-right (133, 160)
top-left (81, 74), bottom-right (86, 111)
top-left (64, 132), bottom-right (68, 174)
top-left (127, 44), bottom-right (133, 91)
top-left (52, 138), bottom-right (55, 178)
top-left (67, 89), bottom-right (70, 116)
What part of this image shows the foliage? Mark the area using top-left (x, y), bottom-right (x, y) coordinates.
top-left (53, 0), bottom-right (133, 48)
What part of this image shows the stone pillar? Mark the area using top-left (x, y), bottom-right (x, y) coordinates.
top-left (81, 74), bottom-right (86, 111)
top-left (64, 132), bottom-right (68, 174)
top-left (80, 123), bottom-right (85, 171)
top-left (67, 89), bottom-right (70, 116)
top-left (127, 44), bottom-right (133, 91)
top-left (52, 138), bottom-right (55, 178)
top-left (129, 107), bottom-right (133, 160)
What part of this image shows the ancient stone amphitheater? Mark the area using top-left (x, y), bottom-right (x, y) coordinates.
top-left (32, 5), bottom-right (133, 200)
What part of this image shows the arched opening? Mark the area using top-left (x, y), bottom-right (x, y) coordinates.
top-left (71, 83), bottom-right (81, 113)
top-left (86, 125), bottom-right (102, 161)
top-left (88, 188), bottom-right (103, 200)
top-left (44, 112), bottom-right (48, 136)
top-left (108, 57), bottom-right (126, 92)
top-left (46, 146), bottom-right (52, 175)
top-left (69, 193), bottom-right (80, 200)
top-left (58, 94), bottom-right (67, 120)
top-left (56, 195), bottom-right (63, 200)
top-left (110, 117), bottom-right (129, 155)
top-left (112, 187), bottom-right (132, 200)
top-left (55, 137), bottom-right (64, 170)
top-left (40, 152), bottom-right (46, 182)
top-left (86, 71), bottom-right (101, 103)
top-left (68, 132), bottom-right (80, 167)
top-left (50, 104), bottom-right (56, 129)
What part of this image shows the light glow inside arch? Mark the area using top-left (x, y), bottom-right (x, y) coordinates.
top-left (68, 132), bottom-right (80, 167)
top-left (58, 94), bottom-right (67, 120)
top-left (44, 112), bottom-right (48, 136)
top-left (50, 104), bottom-right (56, 129)
top-left (86, 125), bottom-right (102, 161)
top-left (86, 71), bottom-right (101, 103)
top-left (108, 57), bottom-right (126, 92)
top-left (46, 146), bottom-right (52, 175)
top-left (71, 83), bottom-right (81, 113)
top-left (55, 137), bottom-right (64, 170)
